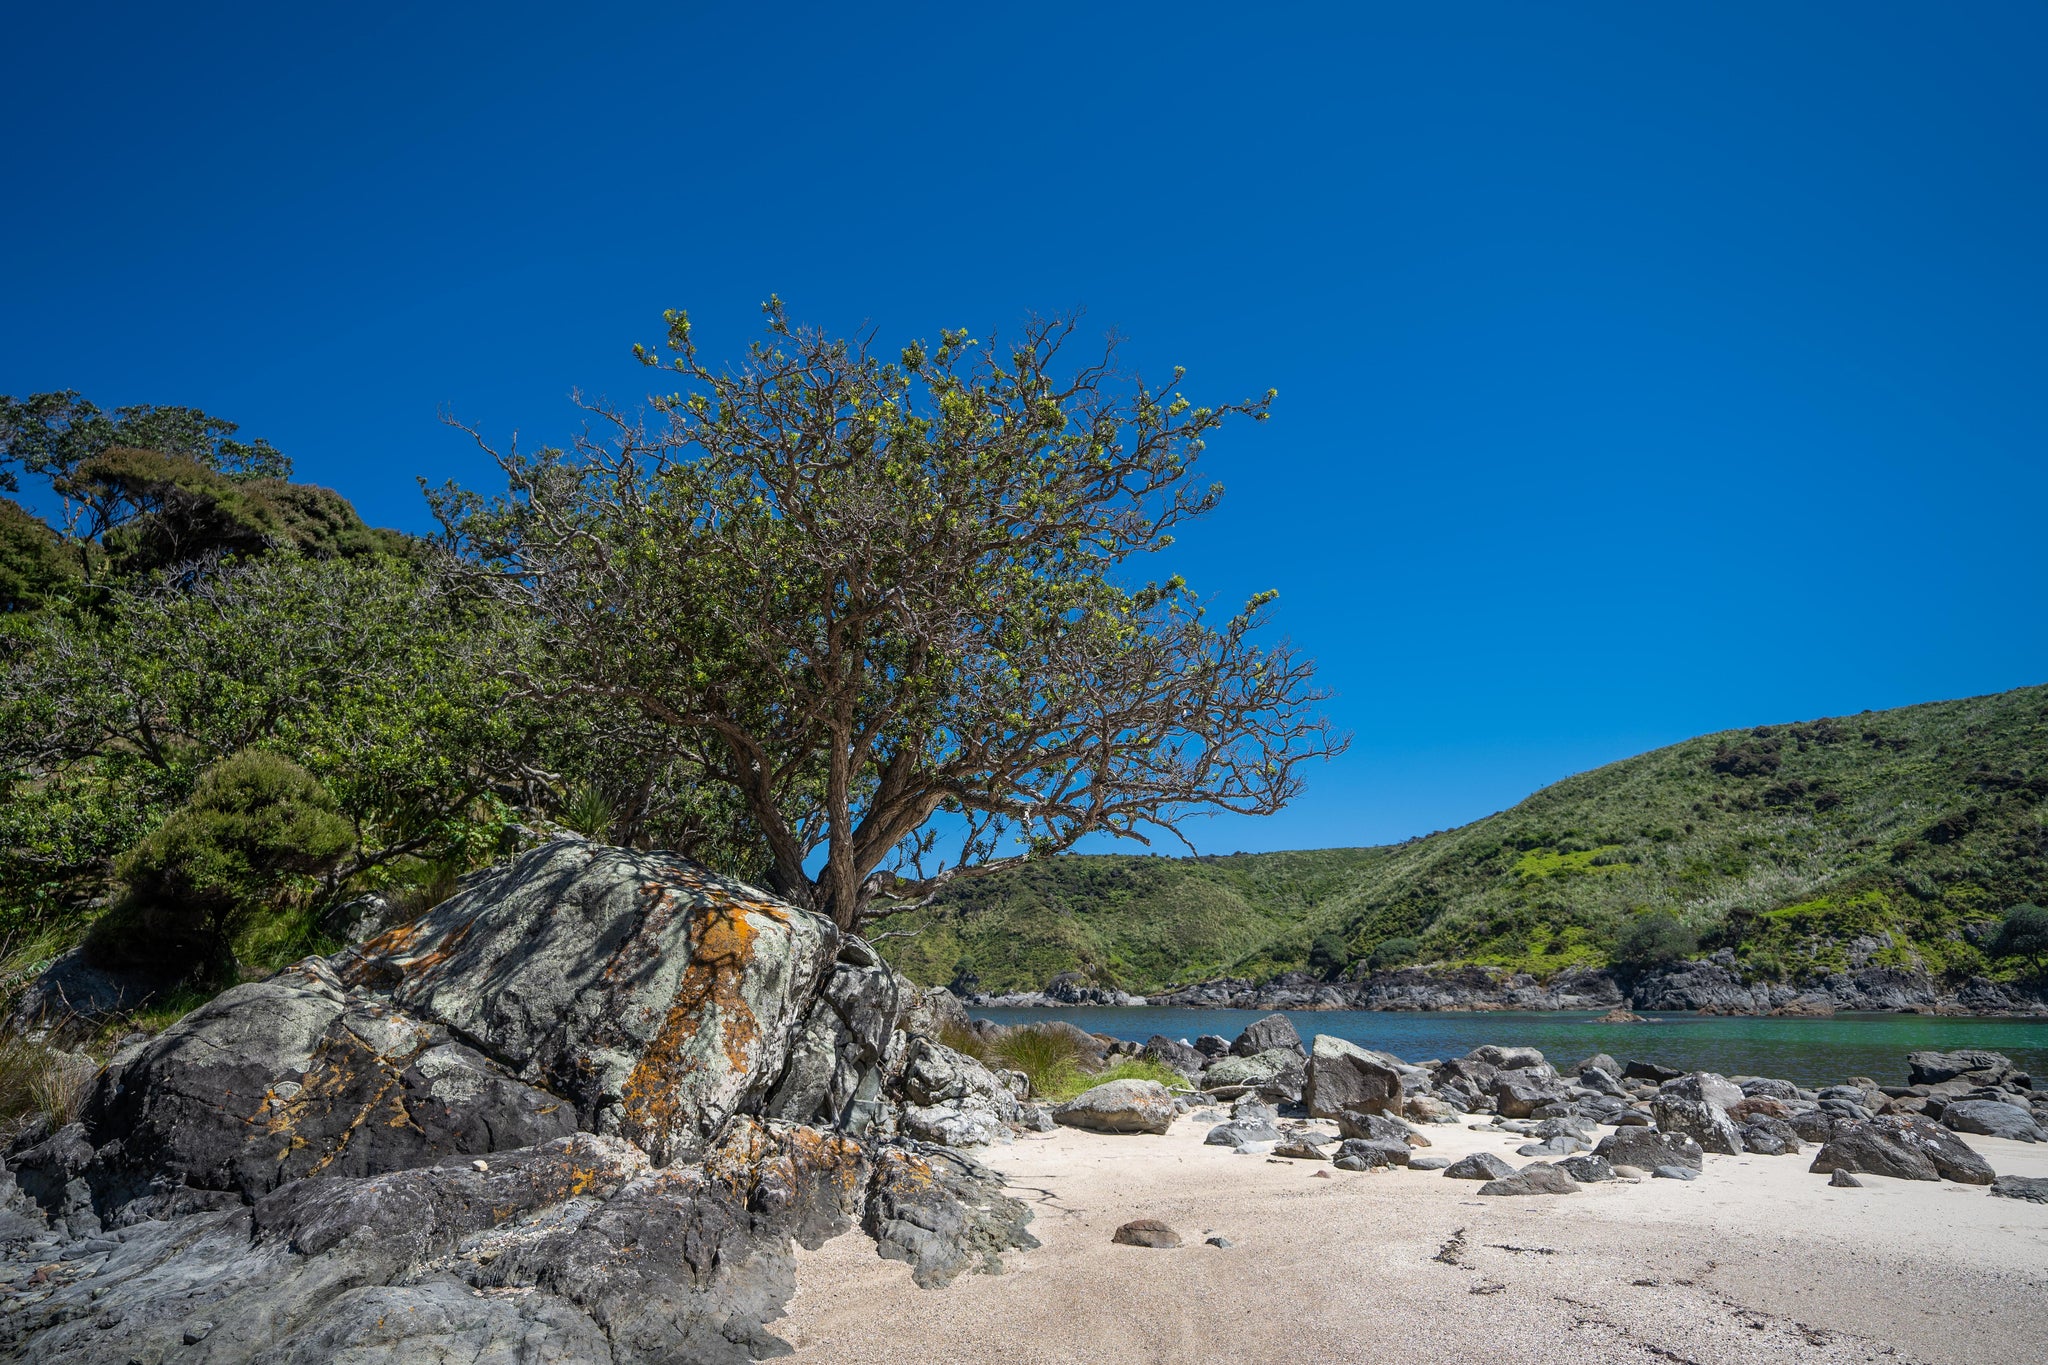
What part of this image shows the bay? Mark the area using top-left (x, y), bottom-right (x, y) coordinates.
top-left (969, 1006), bottom-right (2048, 1088)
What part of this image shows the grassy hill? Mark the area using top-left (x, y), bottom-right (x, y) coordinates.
top-left (878, 685), bottom-right (2048, 993)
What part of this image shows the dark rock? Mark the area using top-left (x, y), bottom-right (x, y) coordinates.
top-left (5, 946), bottom-right (178, 1042)
top-left (1202, 1048), bottom-right (1299, 1092)
top-left (1468, 1044), bottom-right (1548, 1071)
top-left (1332, 1137), bottom-right (1410, 1170)
top-left (1569, 1052), bottom-right (1622, 1078)
top-left (1623, 1060), bottom-right (1682, 1083)
top-left (1273, 1137), bottom-right (1332, 1160)
top-left (1828, 1169), bottom-right (1863, 1188)
top-left (1809, 1115), bottom-right (1995, 1184)
top-left (1141, 1035), bottom-right (1209, 1080)
top-left (1442, 1151), bottom-right (1516, 1181)
top-left (863, 1142), bottom-right (1041, 1287)
top-left (1408, 1155), bottom-right (1452, 1171)
top-left (1740, 1077), bottom-right (1801, 1102)
top-left (1941, 1098), bottom-right (2042, 1143)
top-left (1789, 1108), bottom-right (1836, 1144)
top-left (1230, 1013), bottom-right (1305, 1058)
top-left (1989, 1174), bottom-right (2048, 1203)
top-left (1907, 1050), bottom-right (2024, 1089)
top-left (898, 1037), bottom-right (1021, 1146)
top-left (1204, 1119), bottom-right (1283, 1150)
top-left (1489, 1069), bottom-right (1567, 1119)
top-left (1205, 1234), bottom-right (1234, 1248)
top-left (1558, 1154), bottom-right (1615, 1182)
top-left (1651, 1095), bottom-right (1743, 1155)
top-left (1739, 1117), bottom-right (1804, 1155)
top-left (1477, 1162), bottom-right (1579, 1196)
top-left (768, 945), bottom-right (907, 1135)
top-left (1660, 1071), bottom-right (1743, 1108)
top-left (1652, 1164), bottom-right (1699, 1181)
top-left (1517, 1134), bottom-right (1587, 1158)
top-left (1592, 1127), bottom-right (1705, 1172)
top-left (1193, 1034), bottom-right (1233, 1058)
top-left (1335, 1109), bottom-right (1419, 1145)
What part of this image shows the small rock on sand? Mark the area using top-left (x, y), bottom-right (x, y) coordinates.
top-left (1477, 1163), bottom-right (1579, 1196)
top-left (1989, 1175), bottom-right (2048, 1203)
top-left (1112, 1219), bottom-right (1183, 1249)
top-left (1442, 1151), bottom-right (1516, 1181)
top-left (1829, 1169), bottom-right (1863, 1188)
top-left (1652, 1165), bottom-right (1699, 1181)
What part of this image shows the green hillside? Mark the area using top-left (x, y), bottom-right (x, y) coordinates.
top-left (879, 685), bottom-right (2048, 993)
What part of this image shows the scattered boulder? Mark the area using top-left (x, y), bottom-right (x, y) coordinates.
top-left (1332, 1137), bottom-right (1410, 1171)
top-left (1202, 1048), bottom-right (1300, 1091)
top-left (1558, 1154), bottom-right (1615, 1182)
top-left (1205, 1120), bottom-right (1284, 1149)
top-left (1828, 1169), bottom-right (1863, 1188)
top-left (1335, 1109), bottom-right (1422, 1145)
top-left (1141, 1035), bottom-right (1209, 1080)
top-left (1623, 1060), bottom-right (1682, 1083)
top-left (1442, 1151), bottom-right (1516, 1181)
top-left (1941, 1099), bottom-right (2042, 1143)
top-left (1052, 1080), bottom-right (1175, 1135)
top-left (1739, 1117), bottom-right (1804, 1156)
top-left (1230, 1013), bottom-right (1305, 1058)
top-left (1592, 1127), bottom-right (1705, 1172)
top-left (898, 1037), bottom-right (1019, 1146)
top-left (1660, 1071), bottom-right (1744, 1109)
top-left (1596, 1008), bottom-right (1646, 1023)
top-left (1652, 1164), bottom-right (1699, 1181)
top-left (1809, 1115), bottom-right (1995, 1184)
top-left (1478, 1162), bottom-right (1579, 1196)
top-left (1273, 1136), bottom-right (1333, 1161)
top-left (1409, 1155), bottom-right (1452, 1171)
top-left (1651, 1095), bottom-right (1744, 1156)
top-left (1489, 1068), bottom-right (1567, 1119)
top-left (1569, 1052), bottom-right (1623, 1078)
top-left (1989, 1175), bottom-right (2048, 1203)
top-left (1193, 1034), bottom-right (1233, 1058)
top-left (1304, 1035), bottom-right (1406, 1119)
top-left (1405, 1094), bottom-right (1460, 1124)
top-left (1907, 1050), bottom-right (2025, 1090)
top-left (1111, 1218), bottom-right (1183, 1249)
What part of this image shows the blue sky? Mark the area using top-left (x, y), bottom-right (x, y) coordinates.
top-left (6, 4), bottom-right (2044, 853)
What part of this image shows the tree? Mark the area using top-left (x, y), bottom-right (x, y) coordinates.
top-left (1308, 931), bottom-right (1351, 978)
top-left (1991, 902), bottom-right (2048, 976)
top-left (0, 390), bottom-right (290, 492)
top-left (1614, 909), bottom-right (1698, 968)
top-left (435, 302), bottom-right (1345, 932)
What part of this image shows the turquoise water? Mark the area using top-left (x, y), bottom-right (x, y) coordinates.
top-left (970, 1007), bottom-right (2048, 1088)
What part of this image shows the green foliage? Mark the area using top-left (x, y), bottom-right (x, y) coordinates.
top-left (107, 750), bottom-right (352, 974)
top-left (1042, 1058), bottom-right (1188, 1102)
top-left (0, 498), bottom-right (78, 613)
top-left (1308, 930), bottom-right (1350, 977)
top-left (1992, 902), bottom-right (2048, 973)
top-left (559, 782), bottom-right (617, 840)
top-left (1613, 910), bottom-right (1698, 968)
top-left (0, 1036), bottom-right (92, 1143)
top-left (986, 1025), bottom-right (1088, 1098)
top-left (1366, 935), bottom-right (1420, 971)
top-left (884, 686), bottom-right (2048, 992)
top-left (0, 389), bottom-right (290, 492)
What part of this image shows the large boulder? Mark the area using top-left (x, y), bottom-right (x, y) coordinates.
top-left (1054, 1080), bottom-right (1176, 1135)
top-left (1660, 1071), bottom-right (1744, 1110)
top-left (1809, 1115), bottom-right (1995, 1184)
top-left (1442, 1151), bottom-right (1516, 1181)
top-left (1230, 1013), bottom-right (1305, 1057)
top-left (1202, 1048), bottom-right (1301, 1091)
top-left (1478, 1162), bottom-right (1579, 1196)
top-left (1489, 1068), bottom-right (1568, 1119)
top-left (69, 958), bottom-right (577, 1219)
top-left (1468, 1045), bottom-right (1547, 1071)
top-left (1304, 1035), bottom-right (1406, 1118)
top-left (1332, 1137), bottom-right (1410, 1170)
top-left (1907, 1050), bottom-right (2025, 1090)
top-left (1141, 1035), bottom-right (1209, 1080)
top-left (1593, 1127), bottom-right (1706, 1172)
top-left (896, 1037), bottom-right (1020, 1147)
top-left (343, 839), bottom-right (839, 1165)
top-left (1651, 1094), bottom-right (1744, 1156)
top-left (764, 941), bottom-right (906, 1136)
top-left (1941, 1099), bottom-right (2043, 1143)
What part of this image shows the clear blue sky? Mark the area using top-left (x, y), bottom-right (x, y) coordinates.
top-left (6, 5), bottom-right (2044, 853)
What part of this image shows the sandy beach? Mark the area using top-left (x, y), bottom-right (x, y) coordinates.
top-left (782, 1116), bottom-right (2048, 1365)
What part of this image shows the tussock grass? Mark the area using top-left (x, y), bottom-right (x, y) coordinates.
top-left (0, 1036), bottom-right (94, 1142)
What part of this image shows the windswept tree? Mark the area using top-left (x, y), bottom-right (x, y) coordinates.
top-left (435, 301), bottom-right (1346, 932)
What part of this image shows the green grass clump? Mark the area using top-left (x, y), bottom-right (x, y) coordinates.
top-left (1038, 1058), bottom-right (1190, 1102)
top-left (0, 1036), bottom-right (94, 1142)
top-left (986, 1026), bottom-right (1087, 1098)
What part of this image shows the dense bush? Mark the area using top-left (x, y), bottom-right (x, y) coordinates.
top-left (102, 750), bottom-right (352, 976)
top-left (1366, 935), bottom-right (1421, 972)
top-left (1991, 902), bottom-right (2048, 974)
top-left (1613, 909), bottom-right (1698, 968)
top-left (1307, 930), bottom-right (1349, 977)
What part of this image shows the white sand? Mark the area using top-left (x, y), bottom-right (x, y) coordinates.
top-left (782, 1116), bottom-right (2048, 1365)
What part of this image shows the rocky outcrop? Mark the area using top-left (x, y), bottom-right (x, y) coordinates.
top-left (0, 839), bottom-right (1038, 1362)
top-left (1304, 1035), bottom-right (1405, 1119)
top-left (1809, 1115), bottom-right (1995, 1184)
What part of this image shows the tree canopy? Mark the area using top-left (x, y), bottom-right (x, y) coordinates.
top-left (435, 302), bottom-right (1345, 930)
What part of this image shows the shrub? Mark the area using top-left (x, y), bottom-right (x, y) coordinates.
top-left (1367, 936), bottom-right (1421, 972)
top-left (1613, 910), bottom-right (1698, 968)
top-left (1307, 931), bottom-right (1349, 978)
top-left (1991, 903), bottom-right (2048, 975)
top-left (101, 749), bottom-right (352, 977)
top-left (1040, 1058), bottom-right (1188, 1103)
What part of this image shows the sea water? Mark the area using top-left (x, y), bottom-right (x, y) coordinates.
top-left (969, 1006), bottom-right (2048, 1088)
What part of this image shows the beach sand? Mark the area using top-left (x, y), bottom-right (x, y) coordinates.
top-left (781, 1116), bottom-right (2048, 1365)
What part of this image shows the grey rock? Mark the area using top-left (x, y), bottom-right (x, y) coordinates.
top-left (1477, 1162), bottom-right (1579, 1196)
top-left (1942, 1098), bottom-right (2042, 1143)
top-left (1809, 1115), bottom-right (1995, 1184)
top-left (1568, 1052), bottom-right (1622, 1079)
top-left (1577, 1066), bottom-right (1628, 1098)
top-left (898, 1037), bottom-right (1019, 1146)
top-left (1231, 1013), bottom-right (1305, 1058)
top-left (1205, 1234), bottom-right (1234, 1248)
top-left (1557, 1154), bottom-right (1615, 1182)
top-left (1141, 1034), bottom-right (1209, 1080)
top-left (1789, 1108), bottom-right (1836, 1144)
top-left (1202, 1048), bottom-right (1300, 1091)
top-left (1908, 1049), bottom-right (2024, 1089)
top-left (1273, 1137), bottom-right (1333, 1160)
top-left (1193, 1034), bottom-right (1233, 1058)
top-left (1335, 1109), bottom-right (1419, 1145)
top-left (1332, 1137), bottom-right (1410, 1171)
top-left (1660, 1071), bottom-right (1744, 1110)
top-left (864, 1141), bottom-right (1041, 1287)
top-left (1592, 1127), bottom-right (1706, 1172)
top-left (1828, 1168), bottom-right (1863, 1188)
top-left (1489, 1068), bottom-right (1567, 1119)
top-left (1442, 1151), bottom-right (1516, 1181)
top-left (1052, 1079), bottom-right (1175, 1135)
top-left (1652, 1164), bottom-right (1699, 1181)
top-left (1408, 1156), bottom-right (1452, 1171)
top-left (767, 945), bottom-right (906, 1134)
top-left (1517, 1134), bottom-right (1587, 1158)
top-left (1651, 1094), bottom-right (1744, 1156)
top-left (1468, 1045), bottom-right (1547, 1071)
top-left (1989, 1174), bottom-right (2048, 1203)
top-left (1739, 1117), bottom-right (1804, 1156)
top-left (1740, 1077), bottom-right (1801, 1102)
top-left (1304, 1035), bottom-right (1406, 1118)
top-left (345, 839), bottom-right (839, 1165)
top-left (1205, 1119), bottom-right (1284, 1149)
